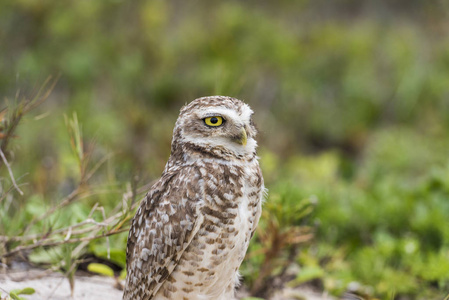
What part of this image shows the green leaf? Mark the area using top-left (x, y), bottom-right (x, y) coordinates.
top-left (9, 291), bottom-right (20, 300)
top-left (87, 263), bottom-right (114, 277)
top-left (17, 287), bottom-right (35, 295)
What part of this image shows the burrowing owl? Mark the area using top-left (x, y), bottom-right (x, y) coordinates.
top-left (123, 96), bottom-right (264, 300)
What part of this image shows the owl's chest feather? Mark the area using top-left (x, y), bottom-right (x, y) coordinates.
top-left (200, 161), bottom-right (262, 235)
top-left (198, 161), bottom-right (263, 288)
top-left (155, 159), bottom-right (263, 300)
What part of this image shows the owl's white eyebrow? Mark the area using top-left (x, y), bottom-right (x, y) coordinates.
top-left (196, 107), bottom-right (238, 120)
top-left (201, 113), bottom-right (224, 118)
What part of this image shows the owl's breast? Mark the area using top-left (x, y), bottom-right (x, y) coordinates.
top-left (156, 159), bottom-right (264, 300)
top-left (233, 163), bottom-right (263, 257)
top-left (195, 159), bottom-right (263, 294)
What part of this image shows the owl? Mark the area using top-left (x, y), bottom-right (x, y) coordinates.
top-left (123, 96), bottom-right (264, 300)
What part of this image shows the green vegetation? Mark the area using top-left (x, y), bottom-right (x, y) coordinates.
top-left (0, 287), bottom-right (35, 300)
top-left (1, 1), bottom-right (449, 299)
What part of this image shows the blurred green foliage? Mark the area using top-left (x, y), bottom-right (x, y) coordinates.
top-left (1, 0), bottom-right (449, 299)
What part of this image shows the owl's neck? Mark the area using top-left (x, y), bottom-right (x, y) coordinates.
top-left (167, 141), bottom-right (257, 169)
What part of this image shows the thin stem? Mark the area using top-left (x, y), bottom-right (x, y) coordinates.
top-left (0, 148), bottom-right (23, 195)
top-left (23, 187), bottom-right (82, 234)
top-left (1, 228), bottom-right (129, 258)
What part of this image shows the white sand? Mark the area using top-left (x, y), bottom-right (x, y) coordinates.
top-left (0, 270), bottom-right (122, 300)
top-left (0, 269), bottom-right (332, 300)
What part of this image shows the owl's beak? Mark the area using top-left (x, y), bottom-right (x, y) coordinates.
top-left (235, 127), bottom-right (247, 146)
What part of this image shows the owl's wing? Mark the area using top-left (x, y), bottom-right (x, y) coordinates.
top-left (123, 166), bottom-right (204, 300)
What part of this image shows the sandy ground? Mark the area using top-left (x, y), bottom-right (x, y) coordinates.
top-left (0, 269), bottom-right (333, 300)
top-left (0, 269), bottom-right (122, 300)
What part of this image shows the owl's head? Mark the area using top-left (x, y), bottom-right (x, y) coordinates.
top-left (171, 96), bottom-right (258, 160)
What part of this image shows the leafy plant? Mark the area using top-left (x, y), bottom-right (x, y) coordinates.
top-left (0, 86), bottom-right (142, 295)
top-left (0, 287), bottom-right (35, 300)
top-left (244, 183), bottom-right (315, 298)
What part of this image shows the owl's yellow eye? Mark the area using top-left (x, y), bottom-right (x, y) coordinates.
top-left (204, 116), bottom-right (223, 127)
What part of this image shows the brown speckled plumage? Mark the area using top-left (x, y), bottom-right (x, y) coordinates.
top-left (123, 96), bottom-right (264, 300)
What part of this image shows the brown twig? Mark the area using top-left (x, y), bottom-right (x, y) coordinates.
top-left (0, 219), bottom-right (106, 243)
top-left (1, 187), bottom-right (144, 245)
top-left (1, 228), bottom-right (129, 258)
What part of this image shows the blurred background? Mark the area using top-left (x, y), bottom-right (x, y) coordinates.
top-left (1, 0), bottom-right (449, 299)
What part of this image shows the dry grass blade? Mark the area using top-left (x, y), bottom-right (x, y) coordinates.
top-left (0, 157), bottom-right (23, 195)
top-left (2, 228), bottom-right (129, 258)
top-left (0, 76), bottom-right (58, 157)
top-left (19, 113), bottom-right (112, 236)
